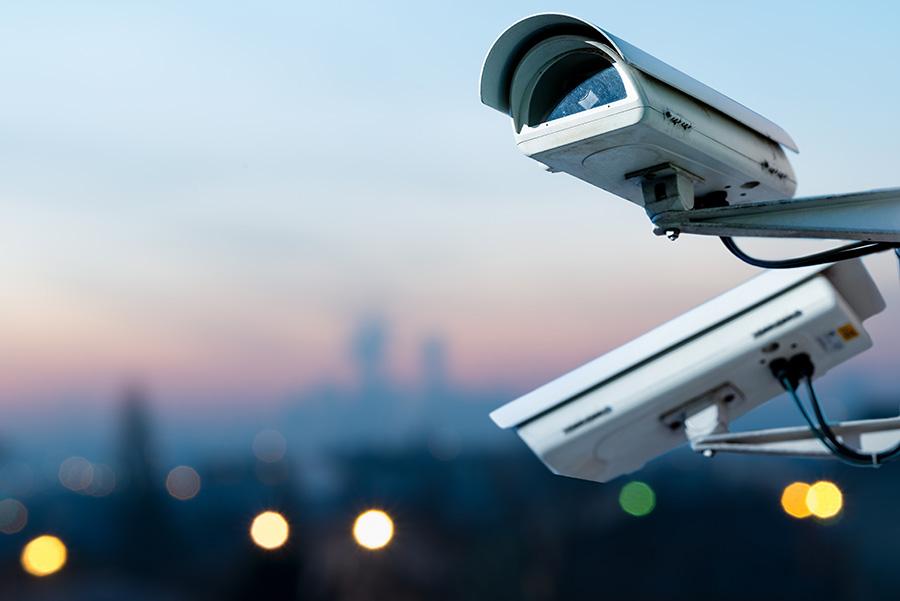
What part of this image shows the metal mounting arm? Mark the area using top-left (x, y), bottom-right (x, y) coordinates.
top-left (641, 182), bottom-right (900, 243)
top-left (690, 416), bottom-right (900, 461)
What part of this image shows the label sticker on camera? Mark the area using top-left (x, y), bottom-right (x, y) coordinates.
top-left (837, 323), bottom-right (859, 341)
top-left (816, 331), bottom-right (845, 354)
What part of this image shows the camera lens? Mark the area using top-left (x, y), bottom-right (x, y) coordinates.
top-left (545, 65), bottom-right (627, 123)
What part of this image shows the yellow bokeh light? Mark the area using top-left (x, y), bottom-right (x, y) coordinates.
top-left (251, 511), bottom-right (289, 549)
top-left (166, 466), bottom-right (201, 501)
top-left (353, 510), bottom-right (393, 550)
top-left (781, 482), bottom-right (812, 518)
top-left (807, 481), bottom-right (843, 518)
top-left (21, 536), bottom-right (67, 576)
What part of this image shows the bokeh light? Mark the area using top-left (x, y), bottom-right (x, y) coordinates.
top-left (251, 511), bottom-right (289, 549)
top-left (781, 482), bottom-right (812, 518)
top-left (0, 499), bottom-right (28, 534)
top-left (253, 430), bottom-right (286, 463)
top-left (807, 481), bottom-right (843, 518)
top-left (84, 463), bottom-right (116, 498)
top-left (21, 536), bottom-right (67, 576)
top-left (619, 481), bottom-right (656, 517)
top-left (166, 466), bottom-right (201, 501)
top-left (59, 457), bottom-right (93, 492)
top-left (353, 510), bottom-right (394, 550)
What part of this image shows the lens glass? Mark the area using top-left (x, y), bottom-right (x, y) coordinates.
top-left (546, 66), bottom-right (627, 123)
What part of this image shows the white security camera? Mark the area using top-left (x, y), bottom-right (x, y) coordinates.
top-left (490, 259), bottom-right (885, 483)
top-left (480, 13), bottom-right (798, 214)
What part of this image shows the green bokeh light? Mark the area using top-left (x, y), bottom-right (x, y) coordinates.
top-left (619, 481), bottom-right (656, 516)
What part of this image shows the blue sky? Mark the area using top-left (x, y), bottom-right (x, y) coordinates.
top-left (1, 1), bottom-right (899, 420)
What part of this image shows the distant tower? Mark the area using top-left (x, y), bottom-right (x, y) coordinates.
top-left (118, 385), bottom-right (156, 493)
top-left (114, 384), bottom-right (171, 574)
top-left (351, 315), bottom-right (390, 394)
top-left (421, 335), bottom-right (449, 398)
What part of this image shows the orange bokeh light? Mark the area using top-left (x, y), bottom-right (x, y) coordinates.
top-left (781, 482), bottom-right (812, 518)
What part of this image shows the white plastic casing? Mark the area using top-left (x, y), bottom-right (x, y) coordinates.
top-left (490, 260), bottom-right (885, 483)
top-left (480, 14), bottom-right (798, 208)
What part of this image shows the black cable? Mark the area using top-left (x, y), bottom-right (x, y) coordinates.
top-left (770, 355), bottom-right (855, 463)
top-left (781, 377), bottom-right (875, 466)
top-left (720, 237), bottom-right (898, 269)
top-left (778, 371), bottom-right (900, 467)
top-left (780, 377), bottom-right (844, 458)
top-left (804, 375), bottom-right (900, 466)
top-left (800, 378), bottom-right (880, 466)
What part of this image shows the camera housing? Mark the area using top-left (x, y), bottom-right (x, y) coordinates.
top-left (480, 13), bottom-right (798, 210)
top-left (490, 259), bottom-right (884, 483)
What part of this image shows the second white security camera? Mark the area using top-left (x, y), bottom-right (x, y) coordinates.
top-left (480, 13), bottom-right (798, 212)
top-left (490, 259), bottom-right (885, 483)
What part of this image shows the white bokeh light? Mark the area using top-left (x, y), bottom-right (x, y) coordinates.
top-left (353, 510), bottom-right (393, 550)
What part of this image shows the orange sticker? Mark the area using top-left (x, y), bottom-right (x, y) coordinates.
top-left (837, 323), bottom-right (859, 341)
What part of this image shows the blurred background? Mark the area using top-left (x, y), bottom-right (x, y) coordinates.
top-left (2, 1), bottom-right (900, 599)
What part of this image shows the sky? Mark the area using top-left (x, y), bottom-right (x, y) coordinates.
top-left (2, 1), bottom-right (900, 427)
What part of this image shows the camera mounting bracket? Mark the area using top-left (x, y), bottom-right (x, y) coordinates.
top-left (626, 162), bottom-right (701, 214)
top-left (691, 416), bottom-right (900, 462)
top-left (647, 187), bottom-right (900, 243)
